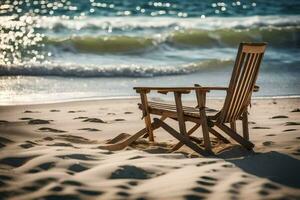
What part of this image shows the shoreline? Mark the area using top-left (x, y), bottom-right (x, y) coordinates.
top-left (1, 94), bottom-right (300, 106)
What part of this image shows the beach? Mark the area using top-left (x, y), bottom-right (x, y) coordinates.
top-left (1, 0), bottom-right (300, 199)
top-left (0, 97), bottom-right (300, 199)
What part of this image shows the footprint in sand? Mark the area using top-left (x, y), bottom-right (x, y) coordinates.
top-left (116, 191), bottom-right (130, 197)
top-left (77, 189), bottom-right (103, 196)
top-left (0, 156), bottom-right (37, 167)
top-left (0, 136), bottom-right (13, 149)
top-left (117, 185), bottom-right (131, 190)
top-left (83, 118), bottom-right (106, 123)
top-left (252, 126), bottom-right (271, 129)
top-left (61, 180), bottom-right (83, 186)
top-left (285, 122), bottom-right (300, 126)
top-left (192, 182), bottom-right (214, 196)
top-left (78, 128), bottom-right (101, 132)
top-left (262, 141), bottom-right (274, 146)
top-left (24, 110), bottom-right (40, 113)
top-left (43, 137), bottom-right (54, 141)
top-left (73, 116), bottom-right (88, 120)
top-left (222, 164), bottom-right (235, 168)
top-left (258, 190), bottom-right (269, 196)
top-left (50, 109), bottom-right (60, 112)
top-left (291, 108), bottom-right (300, 112)
top-left (197, 179), bottom-right (216, 186)
top-left (262, 183), bottom-right (280, 190)
top-left (124, 112), bottom-right (133, 114)
top-left (110, 165), bottom-right (153, 179)
top-left (231, 181), bottom-right (248, 189)
top-left (283, 129), bottom-right (297, 132)
top-left (50, 186), bottom-right (64, 192)
top-left (127, 181), bottom-right (138, 186)
top-left (271, 115), bottom-right (288, 119)
top-left (19, 117), bottom-right (33, 120)
top-left (114, 118), bottom-right (126, 121)
top-left (68, 163), bottom-right (89, 173)
top-left (58, 154), bottom-right (97, 161)
top-left (0, 175), bottom-right (13, 188)
top-left (196, 160), bottom-right (217, 167)
top-left (248, 121), bottom-right (256, 124)
top-left (19, 143), bottom-right (34, 149)
top-left (0, 120), bottom-right (9, 124)
top-left (296, 137), bottom-right (300, 140)
top-left (28, 119), bottom-right (51, 125)
top-left (47, 143), bottom-right (74, 147)
top-left (38, 162), bottom-right (56, 170)
top-left (107, 113), bottom-right (116, 115)
top-left (184, 194), bottom-right (204, 200)
top-left (266, 134), bottom-right (276, 136)
top-left (38, 127), bottom-right (66, 133)
top-left (68, 110), bottom-right (86, 113)
top-left (58, 134), bottom-right (95, 144)
top-left (28, 162), bottom-right (56, 173)
top-left (39, 194), bottom-right (80, 200)
top-left (292, 149), bottom-right (300, 156)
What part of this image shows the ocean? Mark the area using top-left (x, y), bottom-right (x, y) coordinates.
top-left (0, 0), bottom-right (299, 104)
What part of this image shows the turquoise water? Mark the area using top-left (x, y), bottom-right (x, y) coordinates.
top-left (0, 0), bottom-right (300, 104)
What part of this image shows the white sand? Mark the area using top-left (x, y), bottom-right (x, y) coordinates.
top-left (0, 98), bottom-right (300, 200)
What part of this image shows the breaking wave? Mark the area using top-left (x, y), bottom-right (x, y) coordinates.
top-left (0, 59), bottom-right (234, 77)
top-left (46, 26), bottom-right (300, 54)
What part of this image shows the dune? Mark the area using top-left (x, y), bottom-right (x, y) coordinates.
top-left (0, 98), bottom-right (300, 199)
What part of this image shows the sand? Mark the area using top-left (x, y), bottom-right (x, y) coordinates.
top-left (0, 97), bottom-right (300, 200)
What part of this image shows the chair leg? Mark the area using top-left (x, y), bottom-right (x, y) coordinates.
top-left (140, 93), bottom-right (154, 142)
top-left (99, 119), bottom-right (162, 151)
top-left (174, 92), bottom-right (187, 135)
top-left (230, 121), bottom-right (237, 132)
top-left (242, 110), bottom-right (249, 140)
top-left (154, 118), bottom-right (210, 156)
top-left (197, 92), bottom-right (211, 151)
top-left (216, 123), bottom-right (254, 150)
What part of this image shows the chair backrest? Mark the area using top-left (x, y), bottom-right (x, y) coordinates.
top-left (218, 42), bottom-right (267, 123)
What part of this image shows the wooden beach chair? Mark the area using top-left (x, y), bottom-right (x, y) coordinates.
top-left (100, 42), bottom-right (267, 155)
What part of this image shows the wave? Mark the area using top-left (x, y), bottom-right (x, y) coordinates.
top-left (0, 59), bottom-right (234, 77)
top-left (33, 15), bottom-right (300, 32)
top-left (45, 36), bottom-right (155, 53)
top-left (46, 26), bottom-right (300, 54)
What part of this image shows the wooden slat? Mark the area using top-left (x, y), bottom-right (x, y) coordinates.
top-left (228, 53), bottom-right (258, 122)
top-left (219, 48), bottom-right (246, 123)
top-left (242, 45), bottom-right (266, 53)
top-left (224, 53), bottom-right (251, 122)
top-left (236, 53), bottom-right (264, 118)
top-left (230, 53), bottom-right (260, 121)
top-left (174, 92), bottom-right (187, 135)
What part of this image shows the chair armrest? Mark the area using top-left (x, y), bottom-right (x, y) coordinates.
top-left (134, 86), bottom-right (228, 94)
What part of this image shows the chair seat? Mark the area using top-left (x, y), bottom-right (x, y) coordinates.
top-left (139, 102), bottom-right (219, 122)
